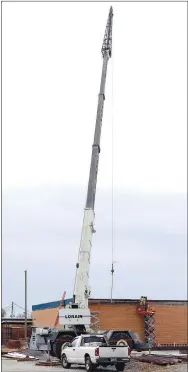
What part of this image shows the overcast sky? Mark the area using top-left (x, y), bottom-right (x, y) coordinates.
top-left (2, 2), bottom-right (187, 312)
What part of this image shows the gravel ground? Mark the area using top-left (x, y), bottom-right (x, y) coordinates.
top-left (126, 360), bottom-right (188, 372)
top-left (2, 359), bottom-right (187, 372)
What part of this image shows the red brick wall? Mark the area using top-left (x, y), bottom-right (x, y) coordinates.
top-left (32, 302), bottom-right (188, 345)
top-left (155, 305), bottom-right (188, 344)
top-left (89, 302), bottom-right (188, 344)
top-left (90, 303), bottom-right (145, 341)
top-left (1, 325), bottom-right (32, 345)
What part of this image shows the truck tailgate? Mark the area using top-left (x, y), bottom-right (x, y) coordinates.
top-left (99, 346), bottom-right (128, 358)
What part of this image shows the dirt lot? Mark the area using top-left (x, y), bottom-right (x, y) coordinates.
top-left (2, 359), bottom-right (188, 372)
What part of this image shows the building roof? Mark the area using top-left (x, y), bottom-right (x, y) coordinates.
top-left (32, 298), bottom-right (188, 311)
top-left (32, 298), bottom-right (72, 311)
top-left (89, 298), bottom-right (188, 305)
top-left (1, 318), bottom-right (33, 325)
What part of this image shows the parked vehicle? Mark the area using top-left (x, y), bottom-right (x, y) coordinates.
top-left (61, 334), bottom-right (130, 371)
top-left (103, 330), bottom-right (150, 351)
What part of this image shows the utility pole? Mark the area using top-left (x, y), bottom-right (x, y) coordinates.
top-left (24, 270), bottom-right (27, 340)
top-left (11, 301), bottom-right (14, 318)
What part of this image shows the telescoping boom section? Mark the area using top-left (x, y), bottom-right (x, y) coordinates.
top-left (59, 7), bottom-right (113, 327)
top-left (74, 7), bottom-right (113, 309)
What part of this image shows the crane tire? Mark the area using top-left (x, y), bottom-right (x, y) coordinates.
top-left (116, 339), bottom-right (127, 346)
top-left (52, 340), bottom-right (62, 360)
top-left (52, 342), bottom-right (57, 357)
top-left (49, 342), bottom-right (56, 357)
top-left (50, 349), bottom-right (56, 357)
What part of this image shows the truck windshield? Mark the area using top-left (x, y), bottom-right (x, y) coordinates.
top-left (83, 336), bottom-right (106, 345)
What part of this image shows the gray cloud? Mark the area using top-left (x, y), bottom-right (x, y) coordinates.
top-left (2, 186), bottom-right (187, 311)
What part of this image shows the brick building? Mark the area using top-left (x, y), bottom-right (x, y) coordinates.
top-left (32, 298), bottom-right (188, 345)
top-left (1, 318), bottom-right (32, 346)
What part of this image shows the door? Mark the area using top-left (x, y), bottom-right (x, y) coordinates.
top-left (66, 338), bottom-right (79, 363)
top-left (74, 337), bottom-right (86, 364)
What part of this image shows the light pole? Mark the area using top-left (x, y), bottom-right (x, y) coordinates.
top-left (24, 270), bottom-right (27, 340)
top-left (110, 261), bottom-right (118, 303)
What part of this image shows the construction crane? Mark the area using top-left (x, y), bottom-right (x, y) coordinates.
top-left (59, 6), bottom-right (113, 330)
top-left (30, 7), bottom-right (113, 358)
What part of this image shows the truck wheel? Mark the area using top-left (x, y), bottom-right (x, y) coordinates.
top-left (61, 354), bottom-right (71, 369)
top-left (116, 363), bottom-right (125, 371)
top-left (85, 356), bottom-right (93, 372)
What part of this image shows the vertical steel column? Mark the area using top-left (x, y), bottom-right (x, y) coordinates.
top-left (24, 270), bottom-right (27, 340)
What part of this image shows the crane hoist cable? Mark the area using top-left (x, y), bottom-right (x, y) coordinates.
top-left (110, 23), bottom-right (115, 302)
top-left (111, 24), bottom-right (114, 268)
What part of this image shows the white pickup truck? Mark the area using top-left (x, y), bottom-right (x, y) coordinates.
top-left (61, 334), bottom-right (130, 372)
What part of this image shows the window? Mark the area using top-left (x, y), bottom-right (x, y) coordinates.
top-left (83, 336), bottom-right (106, 344)
top-left (5, 327), bottom-right (12, 340)
top-left (71, 338), bottom-right (78, 347)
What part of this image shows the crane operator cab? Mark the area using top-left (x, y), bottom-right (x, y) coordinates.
top-left (59, 307), bottom-right (91, 334)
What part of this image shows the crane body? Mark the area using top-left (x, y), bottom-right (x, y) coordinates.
top-left (30, 10), bottom-right (160, 361)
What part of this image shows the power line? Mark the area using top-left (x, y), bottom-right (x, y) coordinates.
top-left (4, 302), bottom-right (32, 315)
top-left (2, 304), bottom-right (12, 311)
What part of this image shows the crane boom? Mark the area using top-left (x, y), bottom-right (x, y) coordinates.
top-left (73, 7), bottom-right (113, 309)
